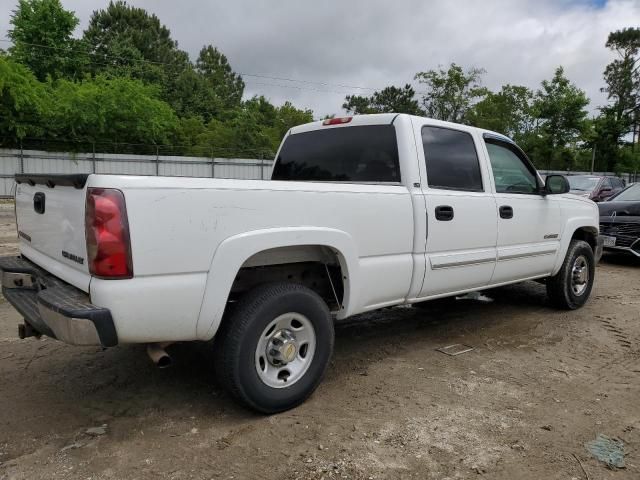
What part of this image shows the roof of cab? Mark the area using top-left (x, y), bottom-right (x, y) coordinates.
top-left (288, 113), bottom-right (513, 143)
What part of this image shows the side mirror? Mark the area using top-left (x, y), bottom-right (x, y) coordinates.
top-left (544, 175), bottom-right (570, 195)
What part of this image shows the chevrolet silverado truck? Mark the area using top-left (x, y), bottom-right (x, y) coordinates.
top-left (1, 114), bottom-right (603, 413)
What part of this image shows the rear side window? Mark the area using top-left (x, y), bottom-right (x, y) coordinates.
top-left (272, 125), bottom-right (400, 182)
top-left (421, 126), bottom-right (483, 192)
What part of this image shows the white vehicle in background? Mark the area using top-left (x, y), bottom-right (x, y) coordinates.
top-left (1, 114), bottom-right (602, 413)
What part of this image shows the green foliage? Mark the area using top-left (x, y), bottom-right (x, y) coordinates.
top-left (191, 97), bottom-right (313, 157)
top-left (604, 26), bottom-right (640, 131)
top-left (343, 85), bottom-right (422, 115)
top-left (166, 65), bottom-right (220, 120)
top-left (466, 85), bottom-right (534, 140)
top-left (597, 27), bottom-right (640, 171)
top-left (83, 1), bottom-right (186, 71)
top-left (8, 0), bottom-right (81, 80)
top-left (45, 76), bottom-right (179, 147)
top-left (522, 67), bottom-right (589, 169)
top-left (0, 56), bottom-right (48, 141)
top-left (196, 46), bottom-right (244, 111)
top-left (617, 144), bottom-right (640, 175)
top-left (273, 101), bottom-right (314, 140)
top-left (415, 63), bottom-right (488, 123)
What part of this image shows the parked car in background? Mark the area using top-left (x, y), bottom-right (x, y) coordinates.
top-left (599, 183), bottom-right (640, 257)
top-left (568, 175), bottom-right (625, 202)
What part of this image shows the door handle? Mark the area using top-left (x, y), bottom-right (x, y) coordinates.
top-left (435, 205), bottom-right (454, 221)
top-left (499, 205), bottom-right (513, 219)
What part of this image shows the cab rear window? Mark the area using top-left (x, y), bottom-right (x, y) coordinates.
top-left (272, 125), bottom-right (400, 182)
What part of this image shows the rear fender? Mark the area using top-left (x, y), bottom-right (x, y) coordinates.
top-left (196, 227), bottom-right (358, 340)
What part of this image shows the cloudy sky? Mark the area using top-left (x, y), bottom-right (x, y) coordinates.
top-left (1, 0), bottom-right (638, 118)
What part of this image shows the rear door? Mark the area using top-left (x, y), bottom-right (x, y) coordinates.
top-left (482, 137), bottom-right (561, 284)
top-left (415, 123), bottom-right (498, 297)
top-left (14, 175), bottom-right (91, 290)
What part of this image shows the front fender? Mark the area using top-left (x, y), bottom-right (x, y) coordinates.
top-left (552, 216), bottom-right (599, 276)
top-left (196, 227), bottom-right (359, 340)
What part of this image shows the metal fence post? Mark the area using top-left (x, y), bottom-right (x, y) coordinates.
top-left (92, 142), bottom-right (96, 173)
top-left (260, 152), bottom-right (264, 180)
top-left (211, 148), bottom-right (215, 178)
top-left (19, 140), bottom-right (24, 174)
top-left (155, 145), bottom-right (160, 176)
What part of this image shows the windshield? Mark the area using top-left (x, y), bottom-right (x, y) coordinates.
top-left (611, 184), bottom-right (640, 201)
top-left (568, 176), bottom-right (600, 191)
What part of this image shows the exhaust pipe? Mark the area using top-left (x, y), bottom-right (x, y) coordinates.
top-left (147, 342), bottom-right (173, 368)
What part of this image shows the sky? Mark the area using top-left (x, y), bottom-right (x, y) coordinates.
top-left (1, 0), bottom-right (639, 118)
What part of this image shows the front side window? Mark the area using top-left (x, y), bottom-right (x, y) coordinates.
top-left (272, 125), bottom-right (400, 182)
top-left (421, 126), bottom-right (483, 192)
top-left (485, 140), bottom-right (538, 194)
top-left (610, 177), bottom-right (624, 189)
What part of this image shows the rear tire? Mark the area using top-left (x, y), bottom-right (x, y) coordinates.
top-left (546, 239), bottom-right (595, 310)
top-left (214, 282), bottom-right (334, 413)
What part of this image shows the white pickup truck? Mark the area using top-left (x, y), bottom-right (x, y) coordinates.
top-left (1, 114), bottom-right (603, 413)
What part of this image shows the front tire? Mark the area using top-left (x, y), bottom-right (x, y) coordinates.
top-left (214, 283), bottom-right (334, 413)
top-left (546, 239), bottom-right (595, 310)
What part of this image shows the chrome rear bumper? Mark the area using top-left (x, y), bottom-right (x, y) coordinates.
top-left (0, 256), bottom-right (117, 347)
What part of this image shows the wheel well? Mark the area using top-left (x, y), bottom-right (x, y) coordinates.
top-left (571, 227), bottom-right (598, 252)
top-left (228, 245), bottom-right (345, 312)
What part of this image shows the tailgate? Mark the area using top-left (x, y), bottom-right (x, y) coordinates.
top-left (14, 174), bottom-right (91, 291)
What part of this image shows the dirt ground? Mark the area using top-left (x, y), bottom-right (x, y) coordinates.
top-left (0, 201), bottom-right (638, 480)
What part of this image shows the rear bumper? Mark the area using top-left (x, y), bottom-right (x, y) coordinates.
top-left (0, 256), bottom-right (117, 347)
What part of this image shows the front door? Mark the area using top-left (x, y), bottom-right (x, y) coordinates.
top-left (416, 123), bottom-right (498, 298)
top-left (482, 136), bottom-right (562, 284)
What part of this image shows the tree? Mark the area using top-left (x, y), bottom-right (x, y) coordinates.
top-left (595, 27), bottom-right (640, 170)
top-left (8, 0), bottom-right (82, 80)
top-left (603, 28), bottom-right (640, 134)
top-left (273, 101), bottom-right (313, 140)
top-left (414, 63), bottom-right (488, 122)
top-left (195, 45), bottom-right (244, 111)
top-left (46, 75), bottom-right (179, 147)
top-left (83, 1), bottom-right (185, 66)
top-left (190, 96), bottom-right (313, 158)
top-left (466, 85), bottom-right (534, 140)
top-left (523, 67), bottom-right (589, 170)
top-left (82, 1), bottom-right (190, 87)
top-left (343, 84), bottom-right (422, 115)
top-left (0, 56), bottom-right (48, 142)
top-left (166, 65), bottom-right (222, 120)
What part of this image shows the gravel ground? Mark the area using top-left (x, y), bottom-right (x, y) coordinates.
top-left (0, 201), bottom-right (638, 480)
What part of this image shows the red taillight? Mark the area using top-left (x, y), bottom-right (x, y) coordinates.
top-left (85, 188), bottom-right (133, 279)
top-left (322, 116), bottom-right (352, 126)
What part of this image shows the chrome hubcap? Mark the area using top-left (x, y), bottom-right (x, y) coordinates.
top-left (255, 313), bottom-right (316, 388)
top-left (267, 329), bottom-right (298, 365)
top-left (571, 255), bottom-right (589, 296)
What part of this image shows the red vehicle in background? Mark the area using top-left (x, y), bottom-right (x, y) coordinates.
top-left (567, 175), bottom-right (626, 202)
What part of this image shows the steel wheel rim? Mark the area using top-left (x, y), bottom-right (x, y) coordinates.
top-left (255, 313), bottom-right (316, 389)
top-left (571, 255), bottom-right (589, 296)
